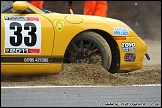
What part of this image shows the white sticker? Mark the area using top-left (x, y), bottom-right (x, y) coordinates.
top-left (121, 42), bottom-right (136, 52)
top-left (114, 27), bottom-right (128, 36)
top-left (4, 16), bottom-right (41, 54)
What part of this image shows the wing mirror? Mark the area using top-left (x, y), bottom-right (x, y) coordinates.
top-left (13, 1), bottom-right (28, 11)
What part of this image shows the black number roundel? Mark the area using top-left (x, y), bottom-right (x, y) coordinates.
top-left (9, 22), bottom-right (37, 46)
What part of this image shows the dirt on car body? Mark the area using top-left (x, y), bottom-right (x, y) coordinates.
top-left (1, 40), bottom-right (161, 86)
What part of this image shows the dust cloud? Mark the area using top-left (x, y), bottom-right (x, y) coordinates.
top-left (108, 1), bottom-right (161, 41)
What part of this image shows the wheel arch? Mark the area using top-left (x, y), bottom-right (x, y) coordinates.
top-left (92, 29), bottom-right (120, 73)
top-left (63, 29), bottom-right (120, 73)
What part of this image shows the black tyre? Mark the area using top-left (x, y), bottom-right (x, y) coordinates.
top-left (64, 31), bottom-right (112, 71)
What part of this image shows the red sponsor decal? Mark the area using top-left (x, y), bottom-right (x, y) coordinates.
top-left (27, 17), bottom-right (39, 21)
top-left (28, 49), bottom-right (40, 53)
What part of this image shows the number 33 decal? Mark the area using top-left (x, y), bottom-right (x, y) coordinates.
top-left (4, 16), bottom-right (41, 51)
top-left (4, 16), bottom-right (41, 54)
top-left (10, 22), bottom-right (37, 46)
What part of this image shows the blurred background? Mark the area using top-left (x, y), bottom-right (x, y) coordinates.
top-left (44, 1), bottom-right (161, 41)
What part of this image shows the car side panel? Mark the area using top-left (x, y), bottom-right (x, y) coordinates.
top-left (116, 37), bottom-right (147, 71)
top-left (1, 63), bottom-right (62, 75)
top-left (1, 13), bottom-right (61, 75)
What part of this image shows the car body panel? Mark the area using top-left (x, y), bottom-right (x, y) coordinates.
top-left (117, 37), bottom-right (147, 71)
top-left (1, 1), bottom-right (62, 75)
top-left (42, 13), bottom-right (138, 55)
top-left (43, 13), bottom-right (146, 72)
top-left (1, 1), bottom-right (149, 75)
top-left (1, 63), bottom-right (62, 75)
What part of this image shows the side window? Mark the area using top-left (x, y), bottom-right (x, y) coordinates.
top-left (1, 1), bottom-right (13, 13)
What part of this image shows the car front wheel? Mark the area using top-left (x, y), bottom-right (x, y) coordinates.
top-left (64, 31), bottom-right (112, 71)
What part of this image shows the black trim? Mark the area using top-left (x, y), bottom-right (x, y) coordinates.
top-left (51, 58), bottom-right (63, 63)
top-left (1, 57), bottom-right (63, 63)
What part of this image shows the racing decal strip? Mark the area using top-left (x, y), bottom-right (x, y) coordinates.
top-left (1, 57), bottom-right (63, 63)
top-left (113, 37), bottom-right (126, 40)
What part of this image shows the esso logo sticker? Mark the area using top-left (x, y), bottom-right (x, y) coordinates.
top-left (4, 16), bottom-right (41, 54)
top-left (121, 42), bottom-right (136, 52)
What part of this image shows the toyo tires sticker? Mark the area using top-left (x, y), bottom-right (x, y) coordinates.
top-left (121, 42), bottom-right (136, 52)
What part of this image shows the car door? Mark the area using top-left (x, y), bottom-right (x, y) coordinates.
top-left (1, 1), bottom-right (55, 64)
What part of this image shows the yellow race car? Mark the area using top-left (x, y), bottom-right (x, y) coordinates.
top-left (1, 1), bottom-right (150, 75)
